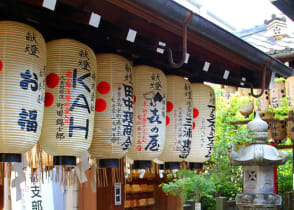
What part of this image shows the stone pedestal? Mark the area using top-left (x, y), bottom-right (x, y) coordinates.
top-left (230, 113), bottom-right (288, 210)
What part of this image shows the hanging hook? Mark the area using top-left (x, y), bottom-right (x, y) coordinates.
top-left (249, 58), bottom-right (273, 98)
top-left (163, 11), bottom-right (193, 69)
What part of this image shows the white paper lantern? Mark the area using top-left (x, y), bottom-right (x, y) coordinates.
top-left (287, 112), bottom-right (294, 140)
top-left (270, 79), bottom-right (286, 109)
top-left (159, 75), bottom-right (192, 169)
top-left (253, 89), bottom-right (270, 114)
top-left (223, 85), bottom-right (237, 100)
top-left (89, 54), bottom-right (133, 168)
top-left (187, 83), bottom-right (215, 169)
top-left (269, 79), bottom-right (287, 144)
top-left (127, 65), bottom-right (167, 169)
top-left (0, 21), bottom-right (46, 162)
top-left (39, 39), bottom-right (96, 166)
top-left (238, 88), bottom-right (253, 116)
top-left (271, 120), bottom-right (286, 144)
top-left (286, 76), bottom-right (294, 111)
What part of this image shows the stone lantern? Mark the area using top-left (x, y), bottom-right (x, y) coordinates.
top-left (230, 113), bottom-right (289, 209)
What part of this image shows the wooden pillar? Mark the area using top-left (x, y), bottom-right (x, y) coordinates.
top-left (0, 164), bottom-right (3, 209)
top-left (274, 166), bottom-right (278, 194)
top-left (97, 168), bottom-right (125, 210)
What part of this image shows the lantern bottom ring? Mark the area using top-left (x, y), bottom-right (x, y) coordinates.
top-left (189, 162), bottom-right (203, 170)
top-left (0, 153), bottom-right (21, 163)
top-left (132, 160), bottom-right (152, 169)
top-left (158, 164), bottom-right (165, 170)
top-left (53, 156), bottom-right (76, 166)
top-left (164, 162), bottom-right (180, 170)
top-left (98, 159), bottom-right (119, 168)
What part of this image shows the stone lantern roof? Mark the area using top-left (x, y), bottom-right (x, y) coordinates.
top-left (230, 113), bottom-right (288, 166)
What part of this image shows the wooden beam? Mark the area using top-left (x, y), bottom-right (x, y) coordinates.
top-left (275, 145), bottom-right (294, 149)
top-left (231, 117), bottom-right (294, 125)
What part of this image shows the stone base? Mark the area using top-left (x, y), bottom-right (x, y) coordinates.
top-left (236, 193), bottom-right (281, 210)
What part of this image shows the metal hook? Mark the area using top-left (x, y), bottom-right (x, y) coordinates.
top-left (249, 58), bottom-right (273, 98)
top-left (163, 12), bottom-right (193, 69)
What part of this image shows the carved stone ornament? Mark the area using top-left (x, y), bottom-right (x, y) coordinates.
top-left (230, 113), bottom-right (289, 166)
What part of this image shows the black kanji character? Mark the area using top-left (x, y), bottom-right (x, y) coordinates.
top-left (123, 124), bottom-right (133, 136)
top-left (123, 84), bottom-right (133, 98)
top-left (31, 185), bottom-right (41, 198)
top-left (18, 109), bottom-right (38, 132)
top-left (56, 132), bottom-right (65, 140)
top-left (123, 97), bottom-right (133, 110)
top-left (78, 60), bottom-right (91, 71)
top-left (151, 127), bottom-right (159, 133)
top-left (26, 32), bottom-right (36, 42)
top-left (147, 108), bottom-right (161, 124)
top-left (122, 111), bottom-right (133, 124)
top-left (121, 136), bottom-right (132, 150)
top-left (32, 200), bottom-right (43, 210)
top-left (79, 50), bottom-right (89, 60)
top-left (145, 134), bottom-right (159, 151)
top-left (56, 119), bottom-right (64, 126)
top-left (20, 70), bottom-right (38, 91)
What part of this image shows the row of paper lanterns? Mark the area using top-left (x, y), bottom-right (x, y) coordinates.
top-left (0, 21), bottom-right (216, 170)
top-left (224, 77), bottom-right (294, 144)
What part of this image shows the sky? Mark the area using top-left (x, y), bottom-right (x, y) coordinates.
top-left (174, 0), bottom-right (294, 31)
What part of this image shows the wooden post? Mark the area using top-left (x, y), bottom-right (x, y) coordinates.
top-left (216, 197), bottom-right (227, 210)
top-left (0, 164), bottom-right (3, 209)
top-left (167, 194), bottom-right (183, 210)
top-left (97, 168), bottom-right (125, 210)
top-left (274, 166), bottom-right (278, 194)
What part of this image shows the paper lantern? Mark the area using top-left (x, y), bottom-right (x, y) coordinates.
top-left (271, 120), bottom-right (286, 144)
top-left (159, 76), bottom-right (192, 169)
top-left (261, 113), bottom-right (273, 142)
top-left (269, 79), bottom-right (287, 144)
top-left (270, 79), bottom-right (286, 109)
top-left (39, 39), bottom-right (96, 166)
top-left (127, 65), bottom-right (167, 169)
top-left (286, 76), bottom-right (294, 111)
top-left (287, 112), bottom-right (294, 140)
top-left (0, 21), bottom-right (46, 162)
top-left (223, 85), bottom-right (237, 100)
top-left (89, 54), bottom-right (133, 168)
top-left (187, 83), bottom-right (215, 170)
top-left (253, 89), bottom-right (270, 114)
top-left (238, 88), bottom-right (253, 116)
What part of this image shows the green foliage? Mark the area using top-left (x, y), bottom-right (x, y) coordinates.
top-left (274, 77), bottom-right (286, 82)
top-left (268, 97), bottom-right (290, 120)
top-left (204, 90), bottom-right (253, 202)
top-left (278, 149), bottom-right (293, 194)
top-left (160, 170), bottom-right (216, 202)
